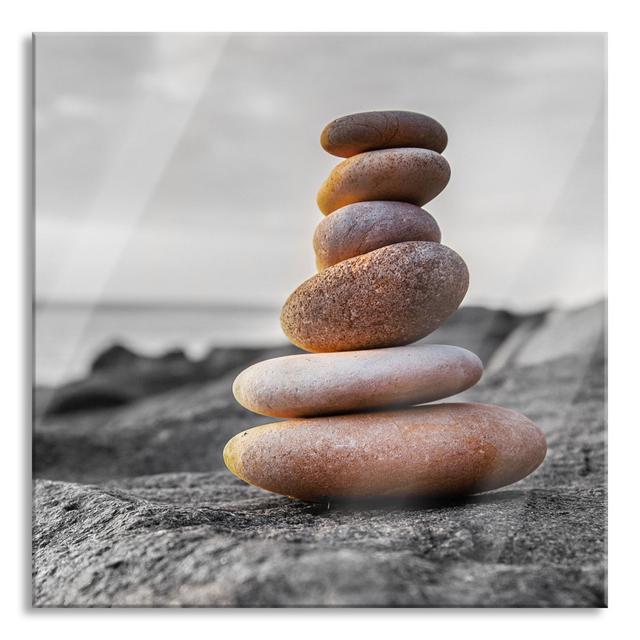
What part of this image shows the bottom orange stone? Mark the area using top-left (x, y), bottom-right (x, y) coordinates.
top-left (223, 403), bottom-right (546, 502)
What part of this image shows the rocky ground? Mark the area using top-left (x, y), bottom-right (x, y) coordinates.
top-left (32, 302), bottom-right (606, 607)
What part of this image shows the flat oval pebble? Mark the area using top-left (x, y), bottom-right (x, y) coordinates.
top-left (233, 344), bottom-right (482, 418)
top-left (223, 403), bottom-right (547, 501)
top-left (320, 110), bottom-right (448, 157)
top-left (281, 241), bottom-right (468, 352)
top-left (317, 148), bottom-right (450, 215)
top-left (313, 201), bottom-right (441, 269)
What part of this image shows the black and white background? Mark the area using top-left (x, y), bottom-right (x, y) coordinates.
top-left (31, 32), bottom-right (606, 608)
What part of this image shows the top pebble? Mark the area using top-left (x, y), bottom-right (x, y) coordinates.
top-left (320, 110), bottom-right (448, 158)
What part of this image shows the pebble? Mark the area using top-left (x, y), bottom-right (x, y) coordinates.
top-left (320, 110), bottom-right (448, 157)
top-left (313, 201), bottom-right (441, 269)
top-left (280, 241), bottom-right (468, 352)
top-left (232, 344), bottom-right (483, 418)
top-left (317, 148), bottom-right (450, 215)
top-left (223, 403), bottom-right (547, 501)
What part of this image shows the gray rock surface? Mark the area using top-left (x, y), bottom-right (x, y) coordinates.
top-left (32, 302), bottom-right (606, 607)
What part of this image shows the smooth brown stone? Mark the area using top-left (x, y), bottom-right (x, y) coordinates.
top-left (320, 110), bottom-right (448, 157)
top-left (280, 241), bottom-right (468, 352)
top-left (223, 403), bottom-right (547, 501)
top-left (313, 201), bottom-right (441, 269)
top-left (233, 344), bottom-right (483, 418)
top-left (316, 148), bottom-right (450, 215)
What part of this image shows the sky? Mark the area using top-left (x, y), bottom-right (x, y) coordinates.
top-left (35, 33), bottom-right (606, 312)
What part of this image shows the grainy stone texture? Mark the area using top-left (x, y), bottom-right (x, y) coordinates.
top-left (317, 148), bottom-right (450, 214)
top-left (224, 403), bottom-right (546, 500)
top-left (320, 110), bottom-right (448, 157)
top-left (32, 301), bottom-right (606, 607)
top-left (232, 344), bottom-right (482, 418)
top-left (313, 201), bottom-right (441, 269)
top-left (281, 241), bottom-right (469, 352)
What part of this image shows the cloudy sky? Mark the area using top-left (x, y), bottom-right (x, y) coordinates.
top-left (35, 33), bottom-right (606, 311)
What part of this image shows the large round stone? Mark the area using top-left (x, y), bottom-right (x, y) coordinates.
top-left (317, 148), bottom-right (450, 215)
top-left (313, 201), bottom-right (441, 269)
top-left (320, 110), bottom-right (448, 157)
top-left (280, 241), bottom-right (468, 352)
top-left (233, 344), bottom-right (482, 418)
top-left (223, 403), bottom-right (547, 501)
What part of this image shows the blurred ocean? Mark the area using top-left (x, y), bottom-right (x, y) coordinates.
top-left (34, 303), bottom-right (286, 386)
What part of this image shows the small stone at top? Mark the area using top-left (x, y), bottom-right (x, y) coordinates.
top-left (320, 110), bottom-right (448, 158)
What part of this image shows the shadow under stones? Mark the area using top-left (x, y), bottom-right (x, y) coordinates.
top-left (290, 489), bottom-right (529, 515)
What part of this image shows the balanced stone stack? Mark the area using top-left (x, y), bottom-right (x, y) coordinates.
top-left (224, 111), bottom-right (546, 502)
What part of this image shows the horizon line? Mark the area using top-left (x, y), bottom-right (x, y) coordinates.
top-left (34, 299), bottom-right (282, 312)
top-left (33, 296), bottom-right (607, 315)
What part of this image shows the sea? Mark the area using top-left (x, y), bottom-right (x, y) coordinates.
top-left (34, 303), bottom-right (286, 387)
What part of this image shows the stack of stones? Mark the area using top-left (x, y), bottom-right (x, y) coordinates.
top-left (224, 111), bottom-right (546, 502)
